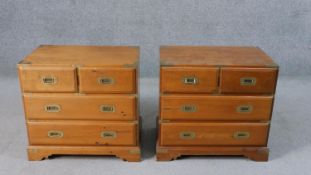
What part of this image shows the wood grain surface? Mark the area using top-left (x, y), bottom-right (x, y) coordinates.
top-left (22, 45), bottom-right (139, 67)
top-left (79, 67), bottom-right (136, 93)
top-left (160, 67), bottom-right (218, 93)
top-left (160, 95), bottom-right (273, 121)
top-left (160, 46), bottom-right (277, 67)
top-left (27, 121), bottom-right (137, 146)
top-left (23, 93), bottom-right (137, 121)
top-left (160, 122), bottom-right (269, 146)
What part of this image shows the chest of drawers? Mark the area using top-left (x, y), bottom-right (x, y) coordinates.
top-left (17, 45), bottom-right (141, 162)
top-left (157, 46), bottom-right (278, 161)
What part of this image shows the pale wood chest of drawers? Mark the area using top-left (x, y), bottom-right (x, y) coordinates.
top-left (157, 46), bottom-right (278, 161)
top-left (17, 45), bottom-right (141, 161)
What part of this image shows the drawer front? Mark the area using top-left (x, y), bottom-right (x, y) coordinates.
top-left (27, 121), bottom-right (137, 146)
top-left (161, 95), bottom-right (273, 121)
top-left (18, 66), bottom-right (77, 92)
top-left (24, 94), bottom-right (137, 121)
top-left (220, 68), bottom-right (278, 94)
top-left (160, 67), bottom-right (218, 93)
top-left (78, 67), bottom-right (136, 93)
top-left (160, 123), bottom-right (269, 146)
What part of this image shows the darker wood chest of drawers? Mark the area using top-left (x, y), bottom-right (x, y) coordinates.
top-left (157, 46), bottom-right (278, 161)
top-left (17, 45), bottom-right (141, 161)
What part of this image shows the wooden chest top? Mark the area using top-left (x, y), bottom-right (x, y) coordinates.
top-left (160, 46), bottom-right (278, 67)
top-left (21, 45), bottom-right (139, 67)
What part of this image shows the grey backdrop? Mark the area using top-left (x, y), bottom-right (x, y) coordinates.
top-left (1, 1), bottom-right (311, 175)
top-left (1, 0), bottom-right (311, 78)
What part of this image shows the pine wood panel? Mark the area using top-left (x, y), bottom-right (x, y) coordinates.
top-left (17, 66), bottom-right (77, 92)
top-left (23, 93), bottom-right (137, 121)
top-left (160, 67), bottom-right (218, 93)
top-left (160, 46), bottom-right (277, 67)
top-left (220, 68), bottom-right (278, 94)
top-left (78, 67), bottom-right (136, 93)
top-left (27, 121), bottom-right (137, 146)
top-left (160, 122), bottom-right (269, 146)
top-left (22, 45), bottom-right (138, 67)
top-left (160, 95), bottom-right (273, 121)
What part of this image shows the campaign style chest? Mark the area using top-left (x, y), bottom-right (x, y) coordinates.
top-left (157, 46), bottom-right (278, 161)
top-left (17, 45), bottom-right (141, 161)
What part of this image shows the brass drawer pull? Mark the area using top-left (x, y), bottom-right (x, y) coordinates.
top-left (101, 131), bottom-right (117, 138)
top-left (237, 105), bottom-right (253, 113)
top-left (100, 105), bottom-right (115, 112)
top-left (233, 131), bottom-right (250, 139)
top-left (41, 76), bottom-right (57, 85)
top-left (183, 77), bottom-right (197, 85)
top-left (181, 105), bottom-right (197, 113)
top-left (240, 77), bottom-right (256, 86)
top-left (48, 130), bottom-right (63, 138)
top-left (44, 104), bottom-right (61, 112)
top-left (180, 131), bottom-right (196, 139)
top-left (98, 77), bottom-right (114, 85)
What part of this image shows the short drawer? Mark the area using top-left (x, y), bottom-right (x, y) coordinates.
top-left (23, 93), bottom-right (137, 121)
top-left (160, 67), bottom-right (218, 93)
top-left (220, 68), bottom-right (278, 94)
top-left (160, 122), bottom-right (269, 146)
top-left (160, 95), bottom-right (273, 121)
top-left (18, 66), bottom-right (77, 92)
top-left (27, 121), bottom-right (137, 146)
top-left (78, 67), bottom-right (136, 93)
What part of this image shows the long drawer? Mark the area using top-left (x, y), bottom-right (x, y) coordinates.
top-left (27, 121), bottom-right (137, 146)
top-left (23, 93), bottom-right (137, 120)
top-left (160, 95), bottom-right (273, 121)
top-left (160, 122), bottom-right (269, 146)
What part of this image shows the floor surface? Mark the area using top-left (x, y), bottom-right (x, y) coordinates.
top-left (0, 76), bottom-right (310, 175)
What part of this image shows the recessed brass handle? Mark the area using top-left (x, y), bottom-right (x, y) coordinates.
top-left (41, 76), bottom-right (57, 85)
top-left (180, 131), bottom-right (196, 139)
top-left (100, 105), bottom-right (115, 112)
top-left (233, 131), bottom-right (250, 139)
top-left (101, 131), bottom-right (117, 139)
top-left (236, 105), bottom-right (253, 113)
top-left (48, 130), bottom-right (63, 138)
top-left (240, 77), bottom-right (256, 86)
top-left (181, 105), bottom-right (197, 113)
top-left (183, 77), bottom-right (197, 85)
top-left (44, 104), bottom-right (61, 113)
top-left (98, 77), bottom-right (114, 85)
